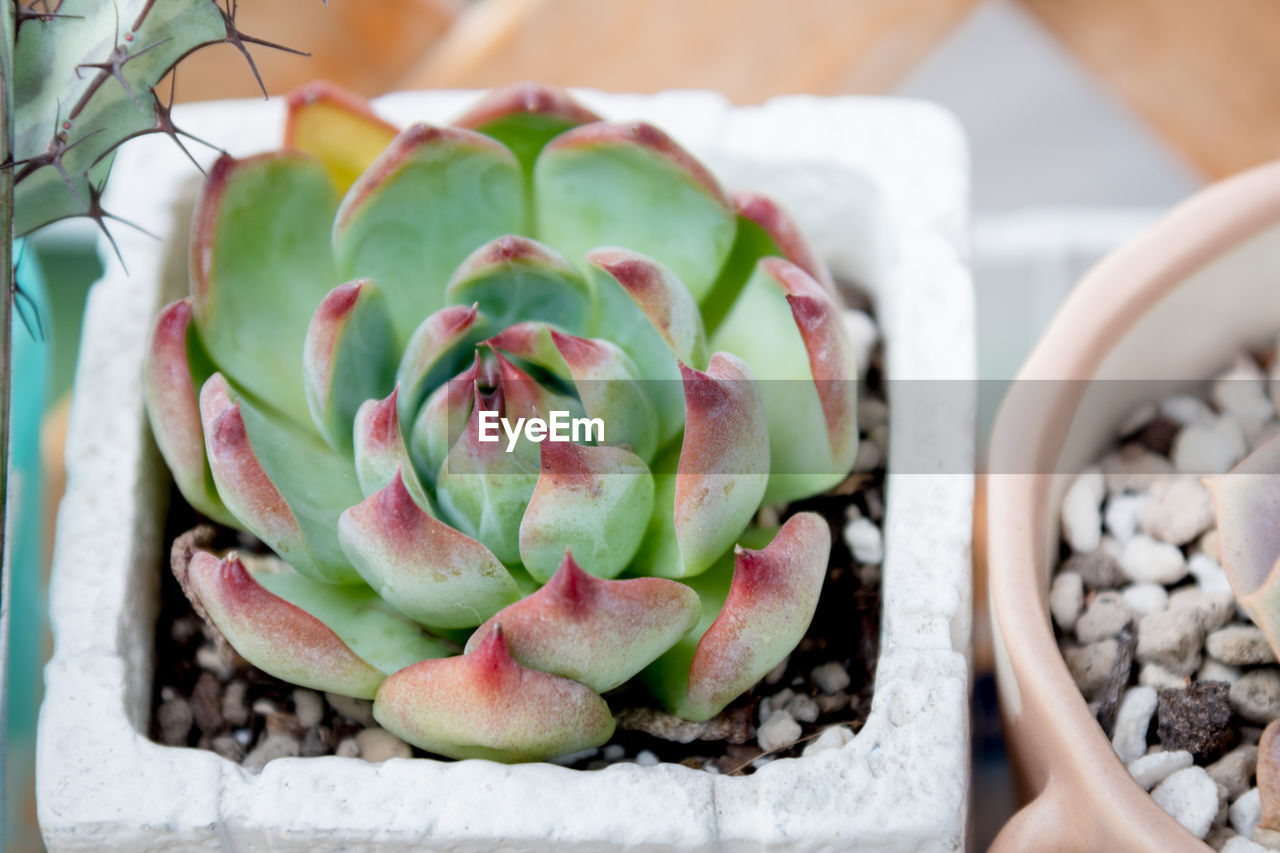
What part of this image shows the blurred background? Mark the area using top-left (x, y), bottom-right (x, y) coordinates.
top-left (12, 0), bottom-right (1280, 848)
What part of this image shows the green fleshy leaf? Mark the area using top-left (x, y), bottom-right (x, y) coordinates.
top-left (332, 124), bottom-right (525, 346)
top-left (445, 236), bottom-right (593, 337)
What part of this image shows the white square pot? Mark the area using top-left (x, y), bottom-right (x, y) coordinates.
top-left (38, 90), bottom-right (975, 851)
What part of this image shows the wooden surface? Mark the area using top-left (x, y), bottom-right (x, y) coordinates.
top-left (398, 0), bottom-right (985, 102)
top-left (1019, 0), bottom-right (1280, 179)
top-left (174, 0), bottom-right (461, 102)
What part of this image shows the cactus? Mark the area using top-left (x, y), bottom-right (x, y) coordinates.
top-left (147, 82), bottom-right (860, 762)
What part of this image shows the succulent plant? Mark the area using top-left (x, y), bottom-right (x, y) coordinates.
top-left (146, 82), bottom-right (860, 762)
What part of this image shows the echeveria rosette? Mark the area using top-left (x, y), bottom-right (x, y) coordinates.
top-left (144, 82), bottom-right (860, 762)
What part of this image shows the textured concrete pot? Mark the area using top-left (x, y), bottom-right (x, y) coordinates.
top-left (988, 161), bottom-right (1280, 851)
top-left (38, 90), bottom-right (974, 850)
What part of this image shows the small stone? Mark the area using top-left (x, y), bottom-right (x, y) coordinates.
top-left (1120, 402), bottom-right (1159, 436)
top-left (1137, 608), bottom-right (1205, 676)
top-left (802, 725), bottom-right (854, 757)
top-left (1209, 626), bottom-right (1277, 666)
top-left (1173, 417), bottom-right (1248, 475)
top-left (210, 734), bottom-right (245, 763)
top-left (1112, 686), bottom-right (1158, 764)
top-left (189, 673), bottom-right (223, 736)
top-left (335, 737), bottom-right (361, 758)
top-left (811, 661), bottom-right (851, 694)
top-left (1062, 550), bottom-right (1126, 590)
top-left (1129, 750), bottom-right (1194, 790)
top-left (1192, 552), bottom-right (1233, 593)
top-left (1159, 682), bottom-right (1236, 761)
top-left (1103, 445), bottom-right (1177, 493)
top-left (233, 728), bottom-right (252, 746)
top-left (1252, 827), bottom-right (1280, 850)
top-left (1076, 591), bottom-right (1131, 642)
top-left (1170, 588), bottom-right (1237, 633)
top-left (1208, 745), bottom-right (1259, 802)
top-left (1231, 671), bottom-right (1280, 724)
top-left (1122, 583), bottom-right (1169, 617)
top-left (1163, 395), bottom-right (1217, 426)
top-left (843, 517), bottom-right (883, 565)
top-left (764, 656), bottom-right (790, 685)
top-left (1214, 357), bottom-right (1273, 422)
top-left (264, 710), bottom-right (301, 739)
top-left (1142, 476), bottom-right (1216, 545)
top-left (761, 689), bottom-right (794, 724)
top-left (1062, 468), bottom-right (1105, 553)
top-left (757, 710), bottom-right (801, 752)
top-left (1121, 535), bottom-right (1188, 584)
top-left (325, 692), bottom-right (375, 725)
top-left (1064, 639), bottom-right (1119, 697)
top-left (843, 310), bottom-right (877, 379)
top-left (1225, 837), bottom-right (1271, 853)
top-left (784, 693), bottom-right (821, 724)
top-left (1050, 572), bottom-right (1085, 633)
top-left (1141, 664), bottom-right (1189, 691)
top-left (1233, 789), bottom-right (1263, 840)
top-left (292, 689), bottom-right (325, 728)
top-left (858, 396), bottom-right (888, 431)
top-left (852, 440), bottom-right (882, 473)
top-left (354, 727), bottom-right (412, 762)
top-left (1152, 766), bottom-right (1220, 839)
top-left (815, 692), bottom-right (850, 714)
top-left (300, 727), bottom-right (330, 758)
top-left (195, 643), bottom-right (234, 680)
top-left (1106, 493), bottom-right (1149, 544)
top-left (222, 680), bottom-right (249, 727)
top-left (635, 749), bottom-right (660, 767)
top-left (242, 733), bottom-right (300, 770)
top-left (1200, 659), bottom-right (1244, 685)
top-left (603, 744), bottom-right (625, 761)
top-left (157, 697), bottom-right (193, 746)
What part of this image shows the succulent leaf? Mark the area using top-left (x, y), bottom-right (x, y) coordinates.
top-left (338, 469), bottom-right (521, 630)
top-left (142, 299), bottom-right (236, 526)
top-left (191, 152), bottom-right (341, 427)
top-left (518, 441), bottom-right (655, 582)
top-left (535, 121), bottom-right (736, 302)
top-left (396, 304), bottom-right (488, 427)
top-left (200, 374), bottom-right (363, 585)
top-left (352, 387), bottom-right (432, 509)
top-left (445, 235), bottom-right (593, 336)
top-left (373, 627), bottom-right (616, 762)
top-left (454, 81), bottom-right (602, 181)
top-left (332, 124), bottom-right (525, 346)
top-left (180, 549), bottom-right (386, 698)
top-left (711, 258), bottom-right (858, 504)
top-left (467, 552), bottom-right (699, 693)
top-left (303, 280), bottom-right (398, 453)
top-left (1206, 435), bottom-right (1280, 658)
top-left (284, 81), bottom-right (399, 195)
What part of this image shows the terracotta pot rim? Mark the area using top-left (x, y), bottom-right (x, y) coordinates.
top-left (988, 159), bottom-right (1280, 850)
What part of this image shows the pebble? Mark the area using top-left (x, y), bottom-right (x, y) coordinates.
top-left (157, 697), bottom-right (193, 746)
top-left (1105, 493), bottom-right (1148, 544)
top-left (292, 689), bottom-right (325, 728)
top-left (325, 693), bottom-right (375, 726)
top-left (757, 710), bottom-right (801, 752)
top-left (603, 744), bottom-right (625, 761)
top-left (1158, 682), bottom-right (1236, 761)
top-left (210, 734), bottom-right (245, 763)
top-left (1120, 535), bottom-right (1188, 585)
top-left (1112, 686), bottom-right (1158, 764)
top-left (1209, 626), bottom-right (1277, 666)
top-left (1200, 659), bottom-right (1244, 685)
top-left (1137, 609), bottom-right (1204, 676)
top-left (1208, 745), bottom-right (1259, 802)
top-left (242, 733), bottom-right (300, 770)
top-left (783, 693), bottom-right (821, 724)
top-left (1192, 552), bottom-right (1233, 594)
top-left (1252, 828), bottom-right (1280, 850)
top-left (336, 738), bottom-right (360, 758)
top-left (1102, 445), bottom-right (1177, 493)
top-left (300, 728), bottom-right (329, 757)
top-left (801, 725), bottom-right (855, 757)
top-left (815, 692), bottom-right (850, 714)
top-left (1129, 749), bottom-right (1194, 790)
top-left (1152, 766), bottom-right (1220, 839)
top-left (1213, 357), bottom-right (1273, 423)
top-left (1064, 639), bottom-right (1120, 697)
top-left (222, 680), bottom-right (249, 727)
top-left (1062, 550), bottom-right (1126, 590)
top-left (635, 750), bottom-right (660, 767)
top-left (1173, 417), bottom-right (1247, 475)
top-left (1163, 395), bottom-right (1217, 426)
top-left (764, 656), bottom-right (790, 685)
top-left (1050, 572), bottom-right (1085, 631)
top-left (1076, 591), bottom-right (1132, 643)
top-left (1062, 469), bottom-right (1105, 553)
top-left (1170, 588), bottom-right (1237, 633)
top-left (195, 644), bottom-right (235, 680)
top-left (843, 310), bottom-right (878, 379)
top-left (1231, 671), bottom-right (1280, 724)
top-left (1233, 788), bottom-right (1263, 839)
top-left (1225, 836), bottom-right (1272, 853)
top-left (843, 517), bottom-right (883, 565)
top-left (811, 661), bottom-right (851, 694)
top-left (1142, 476), bottom-right (1216, 545)
top-left (355, 727), bottom-right (412, 762)
top-left (1122, 583), bottom-right (1170, 617)
top-left (1141, 664), bottom-right (1189, 691)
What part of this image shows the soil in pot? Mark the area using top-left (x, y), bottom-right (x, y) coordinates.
top-left (149, 291), bottom-right (887, 776)
top-left (1051, 336), bottom-right (1280, 849)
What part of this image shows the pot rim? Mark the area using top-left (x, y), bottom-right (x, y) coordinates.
top-left (988, 158), bottom-right (1280, 851)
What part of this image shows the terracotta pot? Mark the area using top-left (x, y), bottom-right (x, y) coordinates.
top-left (987, 160), bottom-right (1280, 851)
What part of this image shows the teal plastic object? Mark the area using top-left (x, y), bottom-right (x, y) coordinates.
top-left (5, 240), bottom-right (51, 852)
